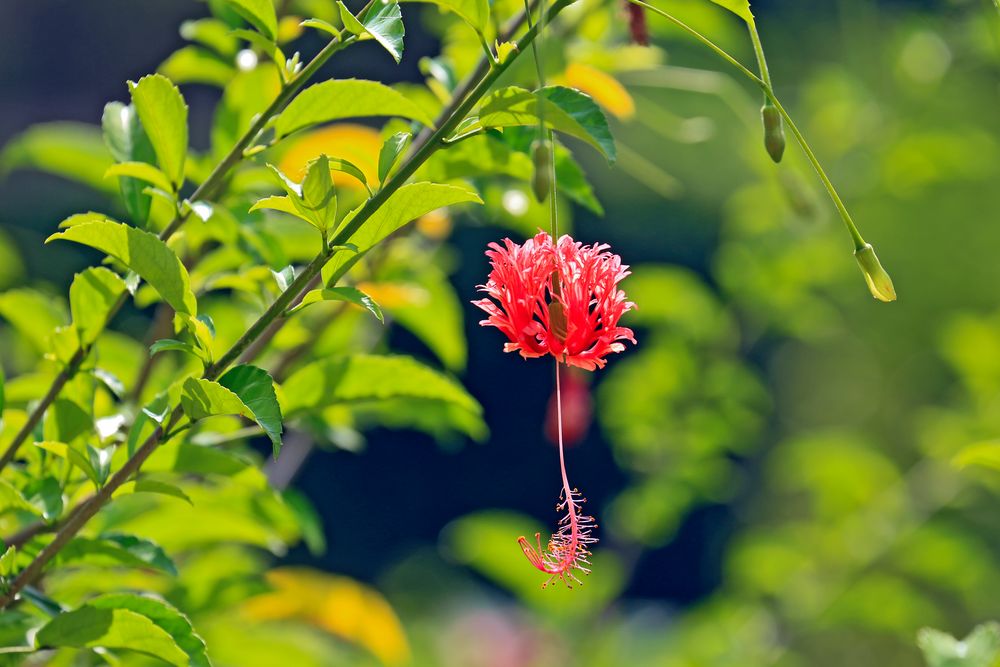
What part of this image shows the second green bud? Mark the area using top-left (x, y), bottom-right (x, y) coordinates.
top-left (761, 103), bottom-right (786, 163)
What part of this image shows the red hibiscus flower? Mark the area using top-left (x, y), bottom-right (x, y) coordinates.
top-left (473, 232), bottom-right (636, 371)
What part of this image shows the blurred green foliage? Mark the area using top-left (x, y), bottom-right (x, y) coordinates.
top-left (1, 0), bottom-right (999, 665)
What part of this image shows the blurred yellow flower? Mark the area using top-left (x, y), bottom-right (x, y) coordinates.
top-left (560, 63), bottom-right (635, 120)
top-left (242, 567), bottom-right (410, 666)
top-left (277, 124), bottom-right (381, 189)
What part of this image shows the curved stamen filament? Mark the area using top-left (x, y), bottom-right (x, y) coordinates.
top-left (518, 363), bottom-right (598, 588)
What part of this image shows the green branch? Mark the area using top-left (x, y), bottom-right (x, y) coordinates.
top-left (0, 30), bottom-right (359, 475)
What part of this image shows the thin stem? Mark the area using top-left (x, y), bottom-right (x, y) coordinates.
top-left (625, 0), bottom-right (867, 249)
top-left (746, 19), bottom-right (772, 92)
top-left (627, 0), bottom-right (761, 85)
top-left (0, 31), bottom-right (358, 474)
top-left (764, 93), bottom-right (865, 249)
top-left (0, 349), bottom-right (84, 470)
top-left (0, 0), bottom-right (570, 608)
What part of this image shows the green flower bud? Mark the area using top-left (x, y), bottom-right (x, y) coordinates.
top-left (854, 243), bottom-right (896, 302)
top-left (531, 138), bottom-right (552, 203)
top-left (761, 103), bottom-right (785, 163)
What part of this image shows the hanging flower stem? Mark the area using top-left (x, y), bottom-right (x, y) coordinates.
top-left (518, 364), bottom-right (597, 588)
top-left (624, 0), bottom-right (868, 251)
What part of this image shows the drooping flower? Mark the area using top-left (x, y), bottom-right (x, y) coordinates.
top-left (472, 232), bottom-right (636, 371)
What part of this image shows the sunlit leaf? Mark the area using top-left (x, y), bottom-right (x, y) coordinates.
top-left (224, 0), bottom-right (278, 40)
top-left (282, 354), bottom-right (480, 415)
top-left (102, 102), bottom-right (157, 224)
top-left (275, 79), bottom-right (435, 139)
top-left (479, 85), bottom-right (616, 163)
top-left (321, 182), bottom-right (481, 285)
top-left (160, 46), bottom-right (235, 87)
top-left (953, 442), bottom-right (1000, 472)
top-left (57, 534), bottom-right (178, 576)
top-left (709, 0), bottom-right (754, 23)
top-left (47, 217), bottom-right (198, 316)
top-left (918, 623), bottom-right (1000, 667)
top-left (0, 122), bottom-right (115, 192)
top-left (36, 607), bottom-right (189, 666)
top-left (290, 286), bottom-right (384, 322)
top-left (218, 364), bottom-right (283, 458)
top-left (402, 0), bottom-right (489, 34)
top-left (362, 1), bottom-right (405, 63)
top-left (128, 74), bottom-right (189, 188)
top-left (69, 267), bottom-right (126, 345)
top-left (0, 287), bottom-right (67, 354)
top-left (378, 131), bottom-right (411, 183)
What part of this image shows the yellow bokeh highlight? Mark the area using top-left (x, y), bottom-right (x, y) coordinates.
top-left (355, 281), bottom-right (429, 309)
top-left (242, 567), bottom-right (410, 666)
top-left (277, 124), bottom-right (382, 190)
top-left (559, 63), bottom-right (635, 120)
top-left (415, 207), bottom-right (453, 240)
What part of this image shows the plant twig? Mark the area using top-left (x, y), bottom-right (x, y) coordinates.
top-left (0, 31), bottom-right (359, 474)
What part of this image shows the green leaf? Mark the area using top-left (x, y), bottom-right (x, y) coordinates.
top-left (249, 195), bottom-right (304, 220)
top-left (378, 131), bottom-right (411, 183)
top-left (402, 0), bottom-right (489, 34)
top-left (181, 378), bottom-right (248, 421)
top-left (275, 79), bottom-right (435, 139)
top-left (0, 546), bottom-right (15, 577)
top-left (23, 476), bottom-right (64, 522)
top-left (47, 217), bottom-right (198, 316)
top-left (36, 441), bottom-right (100, 487)
top-left (115, 477), bottom-right (194, 505)
top-left (218, 365), bottom-right (283, 459)
top-left (224, 0), bottom-right (278, 40)
top-left (36, 607), bottom-right (189, 666)
top-left (0, 478), bottom-right (41, 517)
top-left (383, 268), bottom-right (465, 371)
top-left (290, 287), bottom-right (384, 322)
top-left (69, 267), bottom-right (126, 345)
top-left (300, 155), bottom-right (337, 230)
top-left (0, 287), bottom-right (67, 354)
top-left (329, 157), bottom-right (371, 192)
top-left (128, 74), bottom-right (189, 189)
top-left (170, 442), bottom-right (253, 476)
top-left (918, 623), bottom-right (1000, 667)
top-left (478, 85), bottom-right (616, 163)
top-left (150, 338), bottom-right (199, 357)
top-left (953, 442), bottom-right (1000, 472)
top-left (87, 594), bottom-right (211, 667)
top-left (160, 46), bottom-right (235, 87)
top-left (322, 182), bottom-right (481, 285)
top-left (301, 17), bottom-right (342, 38)
top-left (337, 1), bottom-right (366, 34)
top-left (0, 122), bottom-right (115, 193)
top-left (58, 534), bottom-right (177, 576)
top-left (362, 1), bottom-right (405, 64)
top-left (709, 0), bottom-right (754, 23)
top-left (102, 102), bottom-right (157, 225)
top-left (282, 354), bottom-right (481, 415)
top-left (180, 17), bottom-right (239, 56)
top-left (104, 161), bottom-right (174, 194)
